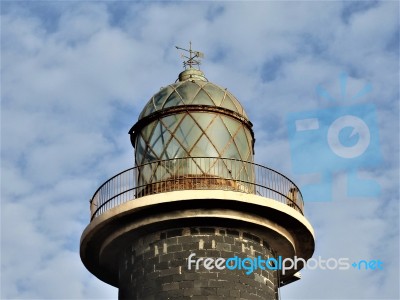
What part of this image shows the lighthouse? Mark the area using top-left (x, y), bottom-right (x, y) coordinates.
top-left (80, 44), bottom-right (315, 299)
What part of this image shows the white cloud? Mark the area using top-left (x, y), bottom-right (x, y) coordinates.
top-left (1, 1), bottom-right (398, 299)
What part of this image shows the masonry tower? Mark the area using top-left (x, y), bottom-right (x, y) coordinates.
top-left (80, 44), bottom-right (315, 299)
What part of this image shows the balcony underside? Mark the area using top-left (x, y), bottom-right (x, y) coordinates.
top-left (80, 190), bottom-right (315, 288)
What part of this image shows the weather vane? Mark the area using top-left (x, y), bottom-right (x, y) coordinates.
top-left (175, 42), bottom-right (204, 70)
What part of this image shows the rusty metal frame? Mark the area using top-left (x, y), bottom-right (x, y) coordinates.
top-left (129, 105), bottom-right (254, 152)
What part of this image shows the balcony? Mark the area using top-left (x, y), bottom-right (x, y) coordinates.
top-left (89, 157), bottom-right (304, 221)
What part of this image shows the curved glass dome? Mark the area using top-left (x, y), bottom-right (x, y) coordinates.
top-left (131, 69), bottom-right (255, 194)
top-left (138, 79), bottom-right (249, 120)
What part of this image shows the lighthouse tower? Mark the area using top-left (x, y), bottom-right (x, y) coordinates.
top-left (80, 45), bottom-right (315, 300)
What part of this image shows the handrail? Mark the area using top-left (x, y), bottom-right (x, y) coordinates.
top-left (89, 157), bottom-right (304, 220)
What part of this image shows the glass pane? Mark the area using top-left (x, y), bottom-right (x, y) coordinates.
top-left (195, 80), bottom-right (207, 88)
top-left (154, 85), bottom-right (175, 111)
top-left (164, 136), bottom-right (187, 159)
top-left (221, 139), bottom-right (240, 160)
top-left (234, 126), bottom-right (250, 161)
top-left (138, 164), bottom-right (152, 185)
top-left (135, 135), bottom-right (148, 164)
top-left (245, 129), bottom-right (253, 147)
top-left (203, 83), bottom-right (226, 106)
top-left (204, 116), bottom-right (232, 155)
top-left (190, 134), bottom-right (219, 157)
top-left (160, 114), bottom-right (184, 134)
top-left (229, 93), bottom-right (242, 112)
top-left (142, 121), bottom-right (157, 140)
top-left (139, 85), bottom-right (175, 118)
top-left (163, 90), bottom-right (185, 108)
top-left (173, 115), bottom-right (202, 151)
top-left (148, 123), bottom-right (164, 156)
top-left (192, 89), bottom-right (215, 106)
top-left (158, 124), bottom-right (175, 157)
top-left (176, 81), bottom-right (200, 104)
top-left (244, 129), bottom-right (253, 161)
top-left (221, 94), bottom-right (240, 113)
top-left (228, 91), bottom-right (247, 118)
top-left (190, 112), bottom-right (215, 131)
top-left (145, 147), bottom-right (159, 163)
top-left (153, 163), bottom-right (172, 181)
top-left (207, 157), bottom-right (230, 178)
top-left (140, 100), bottom-right (155, 119)
top-left (241, 162), bottom-right (255, 183)
top-left (221, 115), bottom-right (240, 136)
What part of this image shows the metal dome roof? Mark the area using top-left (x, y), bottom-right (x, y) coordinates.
top-left (138, 69), bottom-right (249, 120)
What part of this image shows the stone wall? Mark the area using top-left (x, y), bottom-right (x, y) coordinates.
top-left (118, 227), bottom-right (278, 300)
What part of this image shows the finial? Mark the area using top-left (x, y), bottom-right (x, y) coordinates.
top-left (175, 42), bottom-right (204, 70)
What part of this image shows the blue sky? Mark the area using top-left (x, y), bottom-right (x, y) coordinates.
top-left (1, 1), bottom-right (399, 299)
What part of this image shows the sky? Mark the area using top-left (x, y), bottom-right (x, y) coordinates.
top-left (1, 1), bottom-right (399, 299)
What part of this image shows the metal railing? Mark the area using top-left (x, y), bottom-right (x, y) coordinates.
top-left (89, 157), bottom-right (304, 220)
